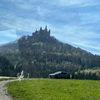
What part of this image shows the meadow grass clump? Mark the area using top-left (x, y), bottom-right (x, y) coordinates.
top-left (0, 78), bottom-right (14, 81)
top-left (7, 79), bottom-right (100, 100)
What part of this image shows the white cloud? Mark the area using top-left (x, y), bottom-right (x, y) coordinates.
top-left (0, 29), bottom-right (19, 44)
top-left (11, 0), bottom-right (35, 9)
top-left (0, 29), bottom-right (17, 38)
top-left (0, 40), bottom-right (10, 45)
top-left (79, 13), bottom-right (100, 25)
top-left (50, 24), bottom-right (100, 55)
top-left (0, 11), bottom-right (52, 33)
top-left (58, 0), bottom-right (99, 7)
top-left (36, 6), bottom-right (49, 16)
top-left (0, 0), bottom-right (100, 54)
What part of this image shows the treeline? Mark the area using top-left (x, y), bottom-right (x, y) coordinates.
top-left (0, 54), bottom-right (14, 76)
top-left (73, 68), bottom-right (100, 80)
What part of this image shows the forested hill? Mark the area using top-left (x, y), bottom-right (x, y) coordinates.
top-left (0, 26), bottom-right (100, 78)
top-left (0, 55), bottom-right (14, 76)
top-left (17, 26), bottom-right (100, 77)
top-left (0, 41), bottom-right (19, 53)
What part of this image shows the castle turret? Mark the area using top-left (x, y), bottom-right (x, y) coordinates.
top-left (45, 25), bottom-right (47, 31)
top-left (32, 26), bottom-right (50, 36)
top-left (40, 27), bottom-right (42, 31)
top-left (48, 29), bottom-right (51, 34)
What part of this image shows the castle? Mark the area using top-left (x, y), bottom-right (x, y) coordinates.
top-left (32, 26), bottom-right (51, 37)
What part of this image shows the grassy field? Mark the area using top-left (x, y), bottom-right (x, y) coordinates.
top-left (0, 78), bottom-right (14, 81)
top-left (7, 79), bottom-right (100, 100)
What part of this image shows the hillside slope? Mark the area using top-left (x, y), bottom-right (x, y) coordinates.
top-left (0, 27), bottom-right (100, 78)
top-left (18, 27), bottom-right (100, 77)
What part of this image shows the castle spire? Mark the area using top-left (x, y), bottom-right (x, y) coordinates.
top-left (48, 29), bottom-right (51, 34)
top-left (45, 25), bottom-right (47, 31)
top-left (40, 27), bottom-right (42, 31)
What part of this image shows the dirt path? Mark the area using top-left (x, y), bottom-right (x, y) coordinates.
top-left (0, 80), bottom-right (13, 100)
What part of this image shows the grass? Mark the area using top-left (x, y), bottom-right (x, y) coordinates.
top-left (7, 79), bottom-right (100, 100)
top-left (0, 78), bottom-right (14, 81)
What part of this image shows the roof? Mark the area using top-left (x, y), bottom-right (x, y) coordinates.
top-left (49, 71), bottom-right (67, 75)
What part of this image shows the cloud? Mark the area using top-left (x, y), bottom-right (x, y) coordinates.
top-left (79, 12), bottom-right (100, 27)
top-left (0, 6), bottom-right (53, 33)
top-left (73, 42), bottom-right (100, 55)
top-left (50, 24), bottom-right (100, 55)
top-left (0, 29), bottom-right (17, 38)
top-left (58, 0), bottom-right (100, 7)
top-left (1, 17), bottom-right (50, 32)
top-left (0, 29), bottom-right (19, 44)
top-left (0, 0), bottom-right (100, 55)
top-left (11, 0), bottom-right (35, 9)
top-left (36, 6), bottom-right (49, 17)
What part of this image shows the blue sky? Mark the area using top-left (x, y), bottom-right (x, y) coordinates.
top-left (0, 0), bottom-right (100, 55)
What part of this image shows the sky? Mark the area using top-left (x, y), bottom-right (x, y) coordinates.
top-left (0, 0), bottom-right (100, 55)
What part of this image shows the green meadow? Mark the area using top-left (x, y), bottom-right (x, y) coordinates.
top-left (0, 78), bottom-right (13, 81)
top-left (7, 79), bottom-right (100, 100)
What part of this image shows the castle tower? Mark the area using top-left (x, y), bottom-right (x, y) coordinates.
top-left (48, 29), bottom-right (50, 34)
top-left (45, 25), bottom-right (47, 32)
top-left (40, 27), bottom-right (42, 31)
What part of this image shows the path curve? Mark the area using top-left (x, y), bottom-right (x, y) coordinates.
top-left (0, 80), bottom-right (13, 100)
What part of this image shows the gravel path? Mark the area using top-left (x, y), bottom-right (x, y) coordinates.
top-left (0, 80), bottom-right (13, 100)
